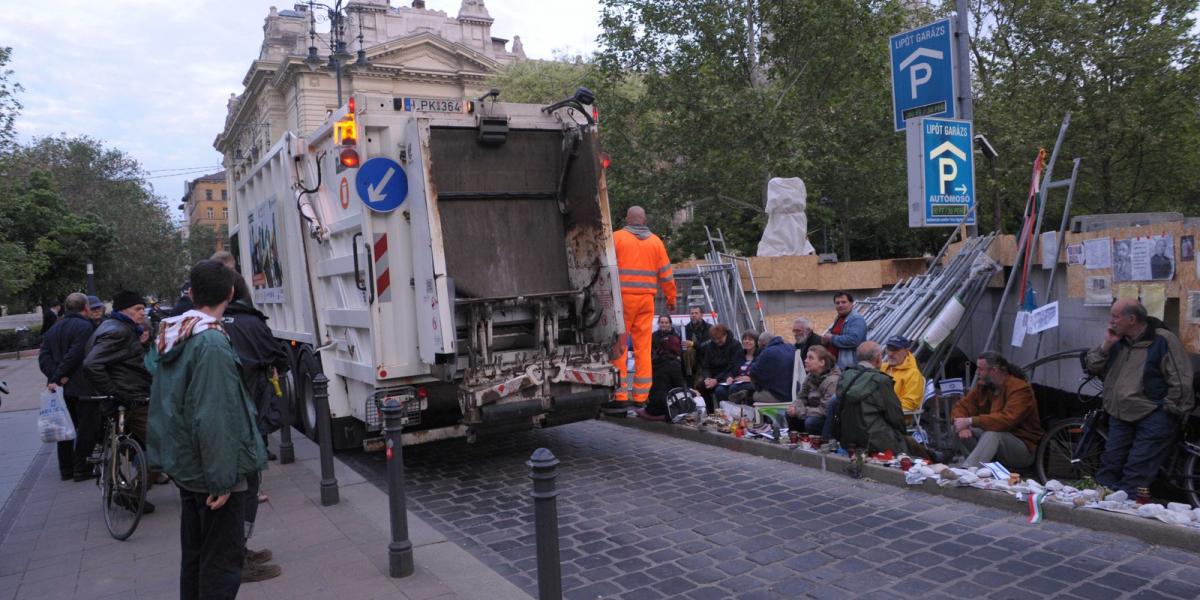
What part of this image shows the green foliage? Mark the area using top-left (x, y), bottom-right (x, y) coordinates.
top-left (0, 167), bottom-right (111, 306)
top-left (591, 0), bottom-right (1200, 259)
top-left (4, 136), bottom-right (187, 299)
top-left (0, 47), bottom-right (21, 152)
top-left (187, 222), bottom-right (228, 264)
top-left (485, 57), bottom-right (599, 104)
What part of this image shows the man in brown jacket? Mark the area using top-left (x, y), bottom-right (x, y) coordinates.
top-left (951, 352), bottom-right (1044, 468)
top-left (1085, 300), bottom-right (1193, 496)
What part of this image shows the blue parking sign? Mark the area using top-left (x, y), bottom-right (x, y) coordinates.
top-left (890, 18), bottom-right (957, 131)
top-left (921, 118), bottom-right (974, 225)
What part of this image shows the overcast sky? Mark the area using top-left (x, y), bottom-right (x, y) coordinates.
top-left (0, 0), bottom-right (601, 210)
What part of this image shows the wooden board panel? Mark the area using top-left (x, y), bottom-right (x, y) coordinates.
top-left (763, 309), bottom-right (839, 338)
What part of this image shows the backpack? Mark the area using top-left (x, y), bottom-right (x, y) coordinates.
top-left (666, 388), bottom-right (702, 423)
top-left (834, 368), bottom-right (872, 449)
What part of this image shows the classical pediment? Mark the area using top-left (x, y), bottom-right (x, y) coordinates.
top-left (367, 32), bottom-right (499, 73)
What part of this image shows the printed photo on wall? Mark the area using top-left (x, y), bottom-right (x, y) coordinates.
top-left (1182, 235), bottom-right (1195, 262)
top-left (1113, 239), bottom-right (1132, 282)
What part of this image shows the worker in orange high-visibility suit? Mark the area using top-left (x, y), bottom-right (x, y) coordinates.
top-left (612, 206), bottom-right (676, 407)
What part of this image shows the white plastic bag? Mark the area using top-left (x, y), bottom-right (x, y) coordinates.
top-left (38, 388), bottom-right (76, 443)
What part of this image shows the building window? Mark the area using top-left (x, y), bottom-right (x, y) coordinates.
top-left (222, 207), bottom-right (228, 220)
top-left (207, 207), bottom-right (214, 220)
top-left (221, 189), bottom-right (228, 201)
top-left (206, 189), bottom-right (213, 200)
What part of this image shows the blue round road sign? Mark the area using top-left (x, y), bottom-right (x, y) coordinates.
top-left (355, 157), bottom-right (409, 213)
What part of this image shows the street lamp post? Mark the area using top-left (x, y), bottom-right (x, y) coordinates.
top-left (304, 1), bottom-right (370, 107)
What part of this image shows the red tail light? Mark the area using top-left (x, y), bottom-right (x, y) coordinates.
top-left (600, 152), bottom-right (611, 170)
top-left (416, 387), bottom-right (428, 400)
top-left (340, 147), bottom-right (360, 168)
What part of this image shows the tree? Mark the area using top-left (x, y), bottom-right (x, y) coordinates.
top-left (970, 0), bottom-right (1200, 228)
top-left (5, 136), bottom-right (188, 299)
top-left (0, 168), bottom-right (112, 306)
top-left (187, 221), bottom-right (228, 263)
top-left (0, 47), bottom-right (21, 152)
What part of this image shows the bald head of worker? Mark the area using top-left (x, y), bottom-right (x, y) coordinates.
top-left (625, 206), bottom-right (646, 226)
top-left (856, 340), bottom-right (883, 368)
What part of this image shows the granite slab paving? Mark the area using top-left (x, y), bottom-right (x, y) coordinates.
top-left (341, 419), bottom-right (1200, 600)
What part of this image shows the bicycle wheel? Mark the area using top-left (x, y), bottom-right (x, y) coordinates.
top-left (1035, 418), bottom-right (1107, 484)
top-left (1183, 451), bottom-right (1200, 508)
top-left (103, 437), bottom-right (148, 540)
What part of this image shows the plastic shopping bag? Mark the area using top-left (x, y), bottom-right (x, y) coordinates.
top-left (39, 387), bottom-right (76, 443)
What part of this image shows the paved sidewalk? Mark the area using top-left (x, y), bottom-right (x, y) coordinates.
top-left (0, 374), bottom-right (530, 600)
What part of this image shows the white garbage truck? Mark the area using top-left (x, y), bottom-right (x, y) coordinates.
top-left (228, 89), bottom-right (624, 448)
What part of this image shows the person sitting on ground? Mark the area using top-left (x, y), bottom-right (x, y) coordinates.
top-left (1085, 300), bottom-right (1193, 496)
top-left (749, 331), bottom-right (796, 404)
top-left (882, 335), bottom-right (925, 413)
top-left (716, 330), bottom-right (758, 405)
top-left (792, 317), bottom-right (824, 392)
top-left (639, 321), bottom-right (688, 422)
top-left (832, 341), bottom-right (907, 455)
top-left (698, 324), bottom-right (739, 411)
top-left (684, 306), bottom-right (711, 385)
top-left (787, 346), bottom-right (840, 435)
top-left (651, 314), bottom-right (681, 363)
top-left (951, 352), bottom-right (1044, 469)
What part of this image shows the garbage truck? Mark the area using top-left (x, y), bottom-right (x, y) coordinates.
top-left (227, 89), bottom-right (624, 449)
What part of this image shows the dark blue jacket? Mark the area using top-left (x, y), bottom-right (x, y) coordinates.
top-left (38, 312), bottom-right (96, 398)
top-left (750, 336), bottom-right (796, 403)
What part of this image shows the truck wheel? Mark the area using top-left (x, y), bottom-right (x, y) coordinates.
top-left (296, 349), bottom-right (322, 441)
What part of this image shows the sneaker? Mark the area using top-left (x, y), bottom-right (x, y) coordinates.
top-left (241, 561), bottom-right (282, 583)
top-left (246, 548), bottom-right (273, 564)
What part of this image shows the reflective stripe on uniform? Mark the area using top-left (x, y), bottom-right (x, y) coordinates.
top-left (633, 377), bottom-right (653, 385)
top-left (620, 281), bottom-right (658, 289)
top-left (620, 268), bottom-right (658, 277)
top-left (657, 264), bottom-right (672, 274)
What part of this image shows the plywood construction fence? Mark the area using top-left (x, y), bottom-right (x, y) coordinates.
top-left (1063, 222), bottom-right (1200, 354)
top-left (763, 310), bottom-right (839, 339)
top-left (673, 255), bottom-right (928, 293)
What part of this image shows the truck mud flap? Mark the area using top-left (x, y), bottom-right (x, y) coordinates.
top-left (479, 398), bottom-right (545, 425)
top-left (543, 390), bottom-right (607, 427)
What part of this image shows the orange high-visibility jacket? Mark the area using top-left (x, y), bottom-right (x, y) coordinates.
top-left (614, 227), bottom-right (676, 300)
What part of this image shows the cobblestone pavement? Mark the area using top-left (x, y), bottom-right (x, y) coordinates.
top-left (342, 419), bottom-right (1200, 600)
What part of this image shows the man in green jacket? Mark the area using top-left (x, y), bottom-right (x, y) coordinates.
top-left (835, 341), bottom-right (908, 454)
top-left (148, 260), bottom-right (266, 600)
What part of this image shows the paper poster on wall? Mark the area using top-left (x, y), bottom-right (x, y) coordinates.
top-left (1141, 284), bottom-right (1166, 321)
top-left (1113, 239), bottom-right (1133, 282)
top-left (1027, 301), bottom-right (1059, 335)
top-left (1084, 275), bottom-right (1113, 306)
top-left (1011, 312), bottom-right (1028, 348)
top-left (1084, 237), bottom-right (1111, 270)
top-left (1182, 235), bottom-right (1195, 262)
top-left (249, 195), bottom-right (285, 304)
top-left (1187, 291), bottom-right (1200, 325)
top-left (1116, 283), bottom-right (1140, 301)
top-left (1066, 244), bottom-right (1084, 266)
top-left (1040, 231), bottom-right (1059, 269)
top-left (1127, 235), bottom-right (1174, 281)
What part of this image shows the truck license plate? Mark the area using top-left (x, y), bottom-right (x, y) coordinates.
top-left (395, 97), bottom-right (464, 113)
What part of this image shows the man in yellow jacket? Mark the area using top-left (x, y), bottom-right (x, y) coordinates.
top-left (612, 206), bottom-right (676, 407)
top-left (882, 335), bottom-right (925, 413)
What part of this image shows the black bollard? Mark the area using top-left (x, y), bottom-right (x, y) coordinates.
top-left (380, 398), bottom-right (414, 578)
top-left (528, 448), bottom-right (563, 600)
top-left (276, 371), bottom-right (295, 464)
top-left (313, 373), bottom-right (339, 506)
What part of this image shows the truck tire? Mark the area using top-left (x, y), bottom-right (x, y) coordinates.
top-left (296, 349), bottom-right (322, 441)
top-left (277, 341), bottom-right (298, 432)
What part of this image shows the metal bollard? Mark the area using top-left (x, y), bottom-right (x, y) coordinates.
top-left (380, 398), bottom-right (414, 578)
top-left (277, 372), bottom-right (295, 464)
top-left (313, 373), bottom-right (339, 506)
top-left (528, 448), bottom-right (563, 600)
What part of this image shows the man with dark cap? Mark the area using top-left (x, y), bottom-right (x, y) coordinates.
top-left (39, 293), bottom-right (101, 480)
top-left (84, 290), bottom-right (156, 512)
top-left (882, 335), bottom-right (925, 413)
top-left (87, 295), bottom-right (106, 325)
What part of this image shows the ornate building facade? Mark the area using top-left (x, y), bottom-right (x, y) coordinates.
top-left (214, 0), bottom-right (525, 180)
top-left (179, 170), bottom-right (229, 252)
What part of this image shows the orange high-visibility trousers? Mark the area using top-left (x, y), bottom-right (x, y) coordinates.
top-left (612, 293), bottom-right (655, 404)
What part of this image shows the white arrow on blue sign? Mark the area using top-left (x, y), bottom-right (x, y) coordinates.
top-left (889, 18), bottom-right (957, 131)
top-left (919, 117), bottom-right (975, 226)
top-left (355, 157), bottom-right (409, 213)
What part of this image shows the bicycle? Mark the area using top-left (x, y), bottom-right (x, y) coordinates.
top-left (1030, 352), bottom-right (1200, 507)
top-left (87, 396), bottom-right (149, 540)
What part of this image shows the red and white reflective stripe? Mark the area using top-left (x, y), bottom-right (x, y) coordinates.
top-left (373, 233), bottom-right (392, 302)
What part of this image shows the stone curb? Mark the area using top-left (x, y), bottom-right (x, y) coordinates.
top-left (606, 415), bottom-right (1200, 552)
